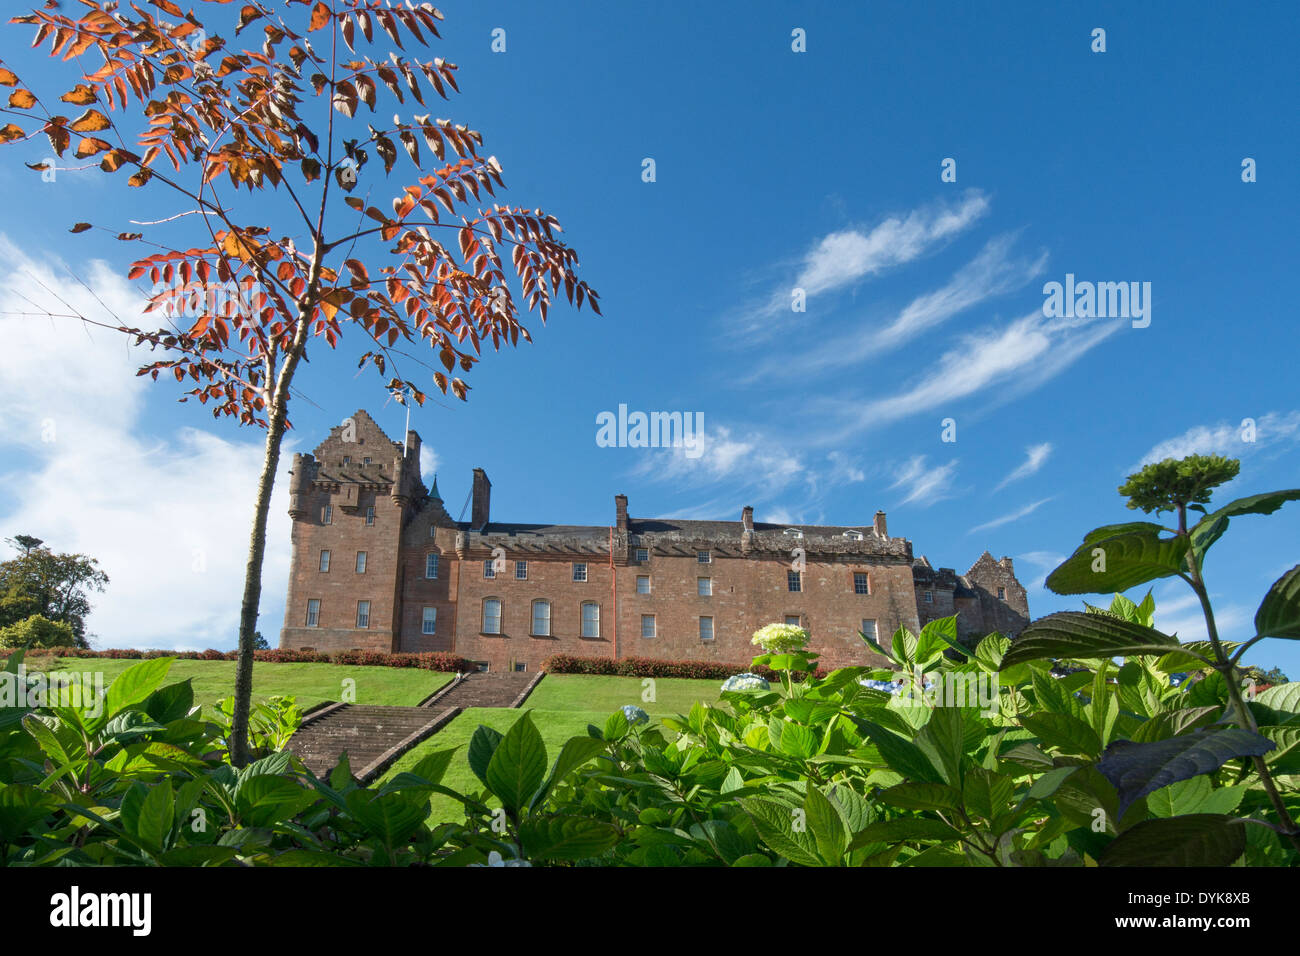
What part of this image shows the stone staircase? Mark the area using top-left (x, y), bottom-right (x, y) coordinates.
top-left (288, 671), bottom-right (544, 782)
top-left (424, 670), bottom-right (539, 710)
top-left (289, 704), bottom-right (455, 781)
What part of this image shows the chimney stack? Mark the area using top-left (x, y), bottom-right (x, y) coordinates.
top-left (615, 494), bottom-right (628, 531)
top-left (471, 468), bottom-right (491, 530)
top-left (742, 505), bottom-right (754, 532)
top-left (873, 510), bottom-right (888, 538)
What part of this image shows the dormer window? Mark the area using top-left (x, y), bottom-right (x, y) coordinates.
top-left (844, 530), bottom-right (864, 540)
top-left (997, 587), bottom-right (1007, 600)
top-left (784, 528), bottom-right (803, 538)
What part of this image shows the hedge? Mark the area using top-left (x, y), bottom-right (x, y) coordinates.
top-left (540, 654), bottom-right (826, 681)
top-left (3, 647), bottom-right (473, 672)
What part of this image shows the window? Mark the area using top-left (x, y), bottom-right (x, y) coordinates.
top-left (636, 575), bottom-right (651, 594)
top-left (319, 550), bottom-right (331, 572)
top-left (430, 525), bottom-right (437, 537)
top-left (924, 591), bottom-right (934, 604)
top-left (844, 530), bottom-right (864, 540)
top-left (783, 528), bottom-right (803, 538)
top-left (425, 553), bottom-right (439, 579)
top-left (698, 577), bottom-right (712, 596)
top-left (342, 456), bottom-right (350, 464)
top-left (997, 587), bottom-right (1007, 600)
top-left (581, 602), bottom-right (600, 638)
top-left (785, 615), bottom-right (801, 627)
top-left (513, 662), bottom-right (527, 673)
top-left (472, 661), bottom-right (490, 673)
top-left (854, 572), bottom-right (870, 595)
top-left (635, 548), bottom-right (649, 563)
top-left (861, 619), bottom-right (877, 641)
top-left (305, 599), bottom-right (320, 627)
top-left (788, 570), bottom-right (802, 592)
top-left (641, 614), bottom-right (656, 639)
top-left (356, 600), bottom-right (370, 628)
top-left (483, 598), bottom-right (502, 634)
top-left (572, 562), bottom-right (588, 582)
top-left (515, 560), bottom-right (528, 581)
top-left (363, 457), bottom-right (371, 465)
top-left (422, 606), bottom-right (437, 635)
top-left (532, 600), bottom-right (551, 637)
top-left (322, 504), bottom-right (332, 525)
top-left (365, 505), bottom-right (375, 526)
top-left (697, 550), bottom-right (711, 564)
top-left (484, 559), bottom-right (496, 579)
top-left (699, 616), bottom-right (714, 641)
top-left (355, 551), bottom-right (367, 574)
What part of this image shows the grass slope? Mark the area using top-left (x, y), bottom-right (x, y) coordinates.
top-left (380, 673), bottom-right (728, 824)
top-left (3, 657), bottom-right (451, 718)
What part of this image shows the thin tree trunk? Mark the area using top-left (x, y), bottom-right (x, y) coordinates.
top-left (229, 255), bottom-right (322, 767)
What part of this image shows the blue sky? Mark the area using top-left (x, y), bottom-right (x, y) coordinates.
top-left (0, 1), bottom-right (1297, 673)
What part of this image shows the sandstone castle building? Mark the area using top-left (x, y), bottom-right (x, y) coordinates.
top-left (279, 411), bottom-right (1030, 671)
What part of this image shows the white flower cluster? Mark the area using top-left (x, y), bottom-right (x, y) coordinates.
top-left (721, 672), bottom-right (771, 692)
top-left (751, 623), bottom-right (810, 653)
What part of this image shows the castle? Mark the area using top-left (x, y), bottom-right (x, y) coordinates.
top-left (279, 411), bottom-right (1030, 671)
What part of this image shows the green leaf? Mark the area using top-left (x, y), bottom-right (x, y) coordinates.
top-left (1047, 528), bottom-right (1189, 595)
top-left (1190, 489), bottom-right (1300, 555)
top-left (1255, 565), bottom-right (1300, 640)
top-left (344, 789), bottom-right (429, 845)
top-left (602, 709), bottom-right (630, 742)
top-left (850, 818), bottom-right (960, 846)
top-left (531, 735), bottom-right (606, 810)
top-left (1020, 712), bottom-right (1103, 758)
top-left (962, 767), bottom-right (1014, 820)
top-left (852, 719), bottom-right (942, 783)
top-left (804, 785), bottom-right (847, 863)
top-left (466, 724), bottom-right (503, 787)
top-left (0, 784), bottom-right (59, 842)
top-left (1002, 612), bottom-right (1190, 669)
top-left (1146, 776), bottom-right (1245, 817)
top-left (879, 781), bottom-right (962, 811)
top-left (1260, 726), bottom-right (1300, 774)
top-left (1129, 706), bottom-right (1220, 743)
top-left (1099, 814), bottom-right (1246, 867)
top-left (1095, 727), bottom-right (1276, 818)
top-left (105, 658), bottom-right (175, 720)
top-left (739, 797), bottom-right (822, 866)
top-left (1255, 682), bottom-right (1300, 714)
top-left (518, 815), bottom-right (619, 861)
top-left (913, 706), bottom-right (965, 786)
top-left (137, 778), bottom-right (175, 852)
top-left (485, 712), bottom-right (548, 816)
top-left (776, 720), bottom-right (817, 760)
top-left (408, 746), bottom-right (459, 787)
top-left (916, 616), bottom-right (958, 667)
top-left (144, 679), bottom-right (194, 724)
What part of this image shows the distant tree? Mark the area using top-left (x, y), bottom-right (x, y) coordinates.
top-left (0, 614), bottom-right (78, 650)
top-left (2, 2), bottom-right (599, 764)
top-left (252, 630), bottom-right (270, 650)
top-left (0, 537), bottom-right (108, 648)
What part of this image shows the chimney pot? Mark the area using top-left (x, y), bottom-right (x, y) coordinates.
top-left (471, 468), bottom-right (491, 530)
top-left (742, 505), bottom-right (754, 531)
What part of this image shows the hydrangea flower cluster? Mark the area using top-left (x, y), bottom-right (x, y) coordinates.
top-left (859, 677), bottom-right (936, 694)
top-left (721, 672), bottom-right (771, 692)
top-left (750, 623), bottom-right (810, 654)
top-left (470, 850), bottom-right (532, 867)
top-left (621, 704), bottom-right (649, 725)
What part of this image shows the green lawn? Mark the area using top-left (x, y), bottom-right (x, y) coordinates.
top-left (1, 657), bottom-right (451, 718)
top-left (523, 673), bottom-right (723, 716)
top-left (380, 673), bottom-right (728, 824)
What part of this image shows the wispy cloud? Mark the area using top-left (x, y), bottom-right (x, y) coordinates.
top-left (1131, 411), bottom-right (1300, 472)
top-left (732, 190), bottom-right (990, 335)
top-left (891, 456), bottom-right (959, 507)
top-left (994, 442), bottom-right (1053, 491)
top-left (967, 497), bottom-right (1053, 534)
top-left (743, 232), bottom-right (1046, 383)
top-left (809, 310), bottom-right (1124, 445)
top-left (1016, 551), bottom-right (1067, 593)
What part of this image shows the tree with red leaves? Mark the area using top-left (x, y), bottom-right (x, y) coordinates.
top-left (0, 0), bottom-right (599, 765)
